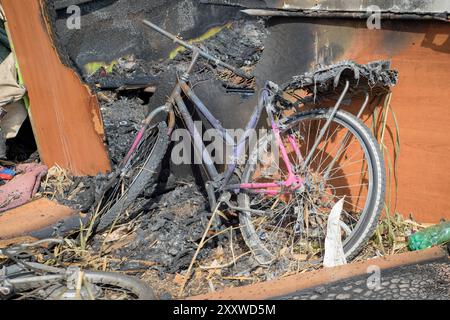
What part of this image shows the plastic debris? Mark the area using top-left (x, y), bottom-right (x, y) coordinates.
top-left (323, 197), bottom-right (347, 268)
top-left (408, 221), bottom-right (450, 251)
top-left (0, 167), bottom-right (15, 181)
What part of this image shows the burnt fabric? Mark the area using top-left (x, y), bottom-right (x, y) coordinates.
top-left (0, 6), bottom-right (9, 64)
top-left (0, 163), bottom-right (48, 213)
top-left (0, 53), bottom-right (26, 107)
top-left (0, 53), bottom-right (27, 141)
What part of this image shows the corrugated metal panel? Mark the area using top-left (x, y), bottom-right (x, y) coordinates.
top-left (265, 0), bottom-right (450, 13)
top-left (202, 0), bottom-right (450, 13)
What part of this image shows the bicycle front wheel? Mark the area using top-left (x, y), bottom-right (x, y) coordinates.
top-left (96, 121), bottom-right (169, 232)
top-left (238, 109), bottom-right (385, 265)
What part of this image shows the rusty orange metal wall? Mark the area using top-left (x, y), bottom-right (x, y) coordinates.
top-left (321, 21), bottom-right (450, 223)
top-left (256, 18), bottom-right (450, 223)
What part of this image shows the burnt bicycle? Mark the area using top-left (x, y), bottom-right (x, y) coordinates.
top-left (94, 19), bottom-right (397, 265)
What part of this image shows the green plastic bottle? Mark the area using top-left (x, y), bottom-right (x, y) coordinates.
top-left (408, 221), bottom-right (450, 251)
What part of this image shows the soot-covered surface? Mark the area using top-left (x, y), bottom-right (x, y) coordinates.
top-left (44, 0), bottom-right (241, 74)
top-left (95, 18), bottom-right (267, 178)
top-left (44, 0), bottom-right (269, 131)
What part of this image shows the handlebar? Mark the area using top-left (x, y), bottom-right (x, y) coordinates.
top-left (142, 19), bottom-right (253, 80)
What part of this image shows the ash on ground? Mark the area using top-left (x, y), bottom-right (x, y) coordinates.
top-left (99, 97), bottom-right (147, 167)
top-left (84, 183), bottom-right (311, 298)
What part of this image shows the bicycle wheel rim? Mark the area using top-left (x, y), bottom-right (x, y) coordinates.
top-left (6, 270), bottom-right (155, 300)
top-left (239, 109), bottom-right (381, 265)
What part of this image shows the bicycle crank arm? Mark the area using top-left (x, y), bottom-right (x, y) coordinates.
top-left (217, 192), bottom-right (268, 216)
top-left (225, 201), bottom-right (269, 216)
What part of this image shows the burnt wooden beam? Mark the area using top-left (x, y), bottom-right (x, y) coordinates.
top-left (2, 0), bottom-right (111, 176)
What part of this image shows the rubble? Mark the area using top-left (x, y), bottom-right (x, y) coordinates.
top-left (1, 14), bottom-right (422, 299)
top-left (99, 184), bottom-right (208, 274)
top-left (99, 97), bottom-right (148, 167)
top-left (36, 179), bottom-right (427, 299)
top-left (1, 1), bottom-right (448, 302)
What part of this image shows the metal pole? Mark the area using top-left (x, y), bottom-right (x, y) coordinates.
top-left (142, 19), bottom-right (253, 79)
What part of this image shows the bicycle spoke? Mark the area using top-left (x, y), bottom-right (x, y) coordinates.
top-left (240, 110), bottom-right (377, 267)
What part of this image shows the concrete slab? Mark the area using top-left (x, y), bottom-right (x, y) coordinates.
top-left (189, 247), bottom-right (447, 300)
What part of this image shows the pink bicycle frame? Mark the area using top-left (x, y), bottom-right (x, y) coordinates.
top-left (237, 119), bottom-right (304, 196)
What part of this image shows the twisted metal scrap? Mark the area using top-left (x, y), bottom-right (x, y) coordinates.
top-left (282, 60), bottom-right (398, 100)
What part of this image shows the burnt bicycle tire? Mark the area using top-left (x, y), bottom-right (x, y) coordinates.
top-left (96, 121), bottom-right (169, 232)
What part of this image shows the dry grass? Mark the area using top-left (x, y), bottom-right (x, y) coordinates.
top-left (1, 204), bottom-right (430, 299)
top-left (362, 212), bottom-right (429, 259)
top-left (39, 165), bottom-right (74, 200)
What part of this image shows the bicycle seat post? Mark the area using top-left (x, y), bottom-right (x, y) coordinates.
top-left (182, 49), bottom-right (200, 81)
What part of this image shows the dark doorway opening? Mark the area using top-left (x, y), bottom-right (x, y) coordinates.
top-left (6, 117), bottom-right (38, 162)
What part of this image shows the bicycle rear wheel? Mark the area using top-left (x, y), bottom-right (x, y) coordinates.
top-left (238, 109), bottom-right (385, 265)
top-left (4, 268), bottom-right (155, 300)
top-left (96, 121), bottom-right (169, 232)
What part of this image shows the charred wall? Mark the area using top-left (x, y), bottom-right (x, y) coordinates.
top-left (44, 0), bottom-right (241, 74)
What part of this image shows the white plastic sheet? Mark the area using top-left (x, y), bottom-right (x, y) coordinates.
top-left (323, 197), bottom-right (347, 268)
